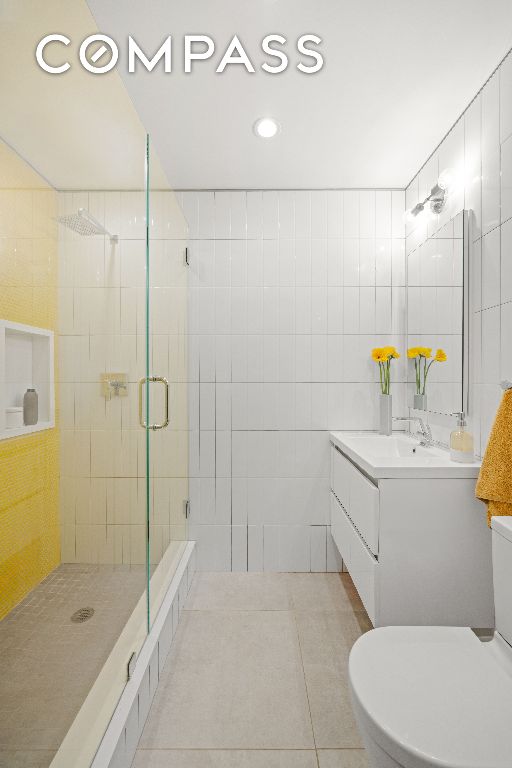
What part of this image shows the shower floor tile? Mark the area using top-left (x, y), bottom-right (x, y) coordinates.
top-left (137, 572), bottom-right (370, 766)
top-left (0, 752), bottom-right (57, 768)
top-left (0, 563), bottom-right (146, 763)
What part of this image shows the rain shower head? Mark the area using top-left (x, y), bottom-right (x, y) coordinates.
top-left (57, 208), bottom-right (118, 244)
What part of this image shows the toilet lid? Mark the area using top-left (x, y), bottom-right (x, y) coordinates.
top-left (349, 626), bottom-right (512, 768)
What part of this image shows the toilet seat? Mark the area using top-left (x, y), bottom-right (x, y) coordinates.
top-left (349, 625), bottom-right (512, 768)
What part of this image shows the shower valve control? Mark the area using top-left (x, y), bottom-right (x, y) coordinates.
top-left (101, 373), bottom-right (128, 399)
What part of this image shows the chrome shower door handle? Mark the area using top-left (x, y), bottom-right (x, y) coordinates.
top-left (138, 376), bottom-right (170, 430)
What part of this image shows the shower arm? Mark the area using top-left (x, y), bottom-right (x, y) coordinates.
top-left (78, 208), bottom-right (118, 244)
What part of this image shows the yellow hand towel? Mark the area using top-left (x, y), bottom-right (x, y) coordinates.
top-left (476, 389), bottom-right (512, 526)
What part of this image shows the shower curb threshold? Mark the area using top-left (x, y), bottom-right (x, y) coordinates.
top-left (91, 541), bottom-right (196, 768)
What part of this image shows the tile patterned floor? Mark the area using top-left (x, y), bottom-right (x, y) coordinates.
top-left (0, 563), bottom-right (146, 768)
top-left (135, 572), bottom-right (372, 768)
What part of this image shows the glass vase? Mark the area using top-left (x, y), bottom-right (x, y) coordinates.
top-left (379, 393), bottom-right (392, 436)
top-left (413, 393), bottom-right (427, 410)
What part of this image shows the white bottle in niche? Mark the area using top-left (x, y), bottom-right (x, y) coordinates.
top-left (23, 388), bottom-right (38, 426)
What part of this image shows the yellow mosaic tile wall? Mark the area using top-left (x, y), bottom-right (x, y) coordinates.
top-left (0, 141), bottom-right (59, 619)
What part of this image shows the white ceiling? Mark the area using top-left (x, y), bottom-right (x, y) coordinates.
top-left (87, 0), bottom-right (512, 190)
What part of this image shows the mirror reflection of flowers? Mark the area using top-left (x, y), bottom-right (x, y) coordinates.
top-left (408, 347), bottom-right (447, 395)
top-left (371, 346), bottom-right (400, 395)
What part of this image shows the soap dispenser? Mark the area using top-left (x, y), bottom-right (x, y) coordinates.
top-left (450, 412), bottom-right (474, 463)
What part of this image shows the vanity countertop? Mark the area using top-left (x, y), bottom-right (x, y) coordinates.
top-left (330, 431), bottom-right (481, 479)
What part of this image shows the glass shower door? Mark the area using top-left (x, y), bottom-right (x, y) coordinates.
top-left (143, 135), bottom-right (189, 626)
top-left (7, 132), bottom-right (152, 768)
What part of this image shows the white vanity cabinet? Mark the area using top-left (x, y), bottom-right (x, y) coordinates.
top-left (330, 435), bottom-right (494, 628)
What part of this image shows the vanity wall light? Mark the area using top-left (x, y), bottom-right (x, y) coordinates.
top-left (407, 179), bottom-right (448, 220)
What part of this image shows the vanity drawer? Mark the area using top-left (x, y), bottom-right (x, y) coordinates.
top-left (331, 446), bottom-right (380, 555)
top-left (330, 489), bottom-right (351, 562)
top-left (330, 492), bottom-right (377, 624)
top-left (331, 445), bottom-right (351, 508)
top-left (349, 464), bottom-right (379, 555)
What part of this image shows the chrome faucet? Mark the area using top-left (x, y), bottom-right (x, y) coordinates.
top-left (393, 416), bottom-right (433, 447)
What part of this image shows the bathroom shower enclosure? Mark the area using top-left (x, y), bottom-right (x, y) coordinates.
top-left (0, 128), bottom-right (190, 768)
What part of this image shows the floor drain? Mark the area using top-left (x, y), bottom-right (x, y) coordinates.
top-left (71, 607), bottom-right (94, 623)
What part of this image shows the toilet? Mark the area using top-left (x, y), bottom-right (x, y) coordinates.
top-left (348, 516), bottom-right (512, 768)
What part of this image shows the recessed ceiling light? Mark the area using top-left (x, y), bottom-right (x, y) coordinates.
top-left (253, 117), bottom-right (280, 138)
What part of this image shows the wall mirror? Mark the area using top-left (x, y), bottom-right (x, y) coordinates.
top-left (406, 209), bottom-right (469, 415)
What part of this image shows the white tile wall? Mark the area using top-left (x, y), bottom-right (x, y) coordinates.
top-left (181, 189), bottom-right (406, 571)
top-left (406, 49), bottom-right (512, 455)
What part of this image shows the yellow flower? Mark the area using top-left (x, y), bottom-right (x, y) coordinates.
top-left (434, 348), bottom-right (447, 362)
top-left (407, 347), bottom-right (420, 359)
top-left (418, 347), bottom-right (432, 358)
top-left (382, 345), bottom-right (400, 359)
top-left (371, 347), bottom-right (387, 363)
top-left (372, 346), bottom-right (400, 362)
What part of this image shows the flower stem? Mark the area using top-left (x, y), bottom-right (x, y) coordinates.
top-left (423, 359), bottom-right (435, 394)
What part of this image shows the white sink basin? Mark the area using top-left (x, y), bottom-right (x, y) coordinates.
top-left (330, 431), bottom-right (481, 479)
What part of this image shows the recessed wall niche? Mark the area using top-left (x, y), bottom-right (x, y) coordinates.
top-left (0, 320), bottom-right (55, 439)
